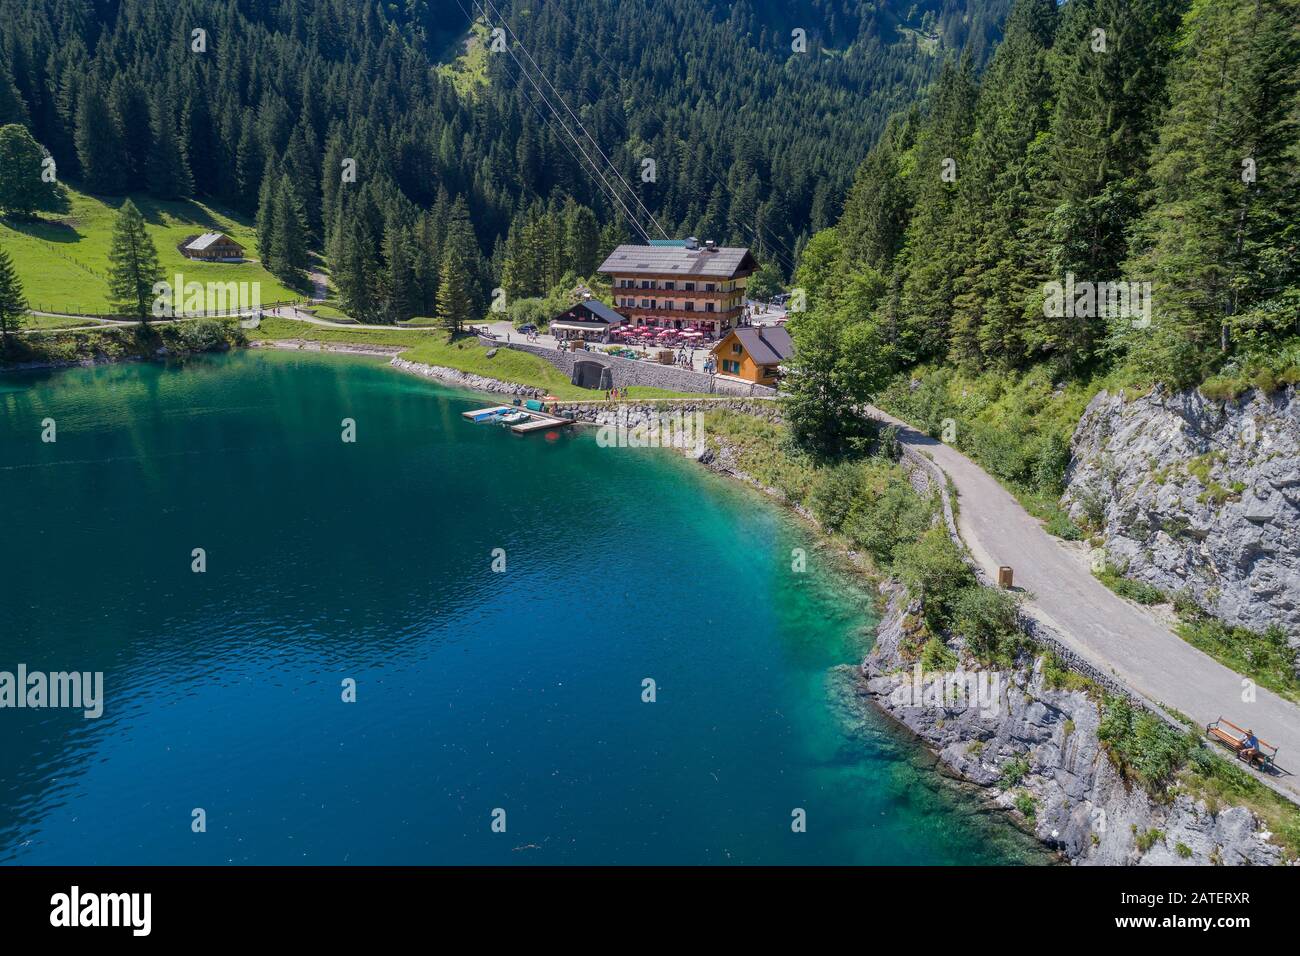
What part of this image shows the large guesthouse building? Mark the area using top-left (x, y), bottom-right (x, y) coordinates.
top-left (598, 238), bottom-right (757, 338)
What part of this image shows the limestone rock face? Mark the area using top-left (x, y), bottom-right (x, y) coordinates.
top-left (846, 584), bottom-right (1283, 866)
top-left (1061, 385), bottom-right (1300, 657)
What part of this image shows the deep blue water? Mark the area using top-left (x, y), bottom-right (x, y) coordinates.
top-left (0, 350), bottom-right (1045, 864)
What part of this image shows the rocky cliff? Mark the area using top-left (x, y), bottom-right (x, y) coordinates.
top-left (846, 584), bottom-right (1284, 866)
top-left (1061, 385), bottom-right (1299, 656)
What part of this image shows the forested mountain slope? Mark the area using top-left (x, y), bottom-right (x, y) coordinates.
top-left (786, 0), bottom-right (1300, 461)
top-left (0, 0), bottom-right (1010, 322)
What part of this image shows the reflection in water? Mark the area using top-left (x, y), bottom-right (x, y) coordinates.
top-left (0, 351), bottom-right (1048, 865)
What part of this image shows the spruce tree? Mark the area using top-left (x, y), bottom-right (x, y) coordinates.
top-left (382, 225), bottom-right (419, 323)
top-left (269, 178), bottom-right (309, 286)
top-left (946, 0), bottom-right (1059, 369)
top-left (1119, 0), bottom-right (1300, 386)
top-left (108, 75), bottom-right (151, 192)
top-left (0, 246), bottom-right (28, 339)
top-left (106, 199), bottom-right (163, 322)
top-left (146, 90), bottom-right (194, 200)
top-left (436, 197), bottom-right (478, 335)
top-left (255, 161), bottom-right (279, 272)
top-left (897, 57), bottom-right (978, 364)
top-left (74, 82), bottom-right (126, 194)
top-left (0, 123), bottom-right (60, 217)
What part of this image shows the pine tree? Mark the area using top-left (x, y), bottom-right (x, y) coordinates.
top-left (0, 123), bottom-right (60, 217)
top-left (897, 57), bottom-right (978, 364)
top-left (106, 199), bottom-right (163, 322)
top-left (333, 215), bottom-right (380, 323)
top-left (1118, 0), bottom-right (1300, 386)
top-left (146, 90), bottom-right (194, 200)
top-left (836, 114), bottom-right (913, 275)
top-left (0, 246), bottom-right (28, 339)
top-left (1031, 0), bottom-right (1186, 373)
top-left (255, 161), bottom-right (279, 273)
top-left (436, 197), bottom-right (478, 335)
top-left (946, 0), bottom-right (1059, 369)
top-left (74, 81), bottom-right (126, 194)
top-left (0, 62), bottom-right (29, 127)
top-left (269, 178), bottom-right (309, 286)
top-left (382, 225), bottom-right (419, 323)
top-left (108, 75), bottom-right (151, 192)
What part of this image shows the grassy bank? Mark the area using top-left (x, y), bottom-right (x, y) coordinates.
top-left (0, 319), bottom-right (245, 369)
top-left (248, 316), bottom-right (693, 399)
top-left (1, 186), bottom-right (299, 314)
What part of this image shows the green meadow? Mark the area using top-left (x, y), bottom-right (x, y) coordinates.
top-left (0, 186), bottom-right (300, 315)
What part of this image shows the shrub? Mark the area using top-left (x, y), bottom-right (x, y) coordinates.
top-left (893, 526), bottom-right (975, 631)
top-left (1135, 828), bottom-right (1164, 852)
top-left (806, 461), bottom-right (865, 532)
top-left (1175, 614), bottom-right (1300, 700)
top-left (920, 636), bottom-right (958, 671)
top-left (953, 585), bottom-right (1023, 664)
top-left (1044, 509), bottom-right (1084, 540)
top-left (1095, 565), bottom-right (1165, 605)
top-left (1098, 697), bottom-right (1193, 793)
top-left (1175, 842), bottom-right (1192, 859)
top-left (1001, 756), bottom-right (1031, 788)
top-left (1014, 791), bottom-right (1037, 818)
top-left (842, 471), bottom-right (933, 564)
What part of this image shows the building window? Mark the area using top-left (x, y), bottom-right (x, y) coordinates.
top-left (664, 282), bottom-right (675, 290)
top-left (684, 302), bottom-right (694, 311)
top-left (705, 303), bottom-right (715, 312)
top-left (705, 283), bottom-right (715, 292)
top-left (722, 360), bottom-right (741, 374)
top-left (684, 282), bottom-right (695, 291)
top-left (731, 344), bottom-right (742, 354)
top-left (665, 301), bottom-right (675, 310)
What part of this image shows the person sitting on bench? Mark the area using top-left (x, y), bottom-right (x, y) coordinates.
top-left (1243, 730), bottom-right (1260, 757)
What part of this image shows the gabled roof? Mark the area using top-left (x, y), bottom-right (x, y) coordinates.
top-left (573, 299), bottom-right (624, 324)
top-left (598, 243), bottom-right (757, 279)
top-left (186, 232), bottom-right (242, 251)
top-left (720, 326), bottom-right (795, 365)
top-left (553, 299), bottom-right (623, 325)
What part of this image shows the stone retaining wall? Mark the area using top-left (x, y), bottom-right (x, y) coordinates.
top-left (552, 398), bottom-right (781, 426)
top-left (482, 336), bottom-right (777, 397)
top-left (390, 357), bottom-right (545, 397)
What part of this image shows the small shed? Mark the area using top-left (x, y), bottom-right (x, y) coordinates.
top-left (181, 232), bottom-right (245, 262)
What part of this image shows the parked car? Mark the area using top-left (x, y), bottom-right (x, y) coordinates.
top-left (771, 292), bottom-right (791, 306)
top-left (518, 323), bottom-right (538, 335)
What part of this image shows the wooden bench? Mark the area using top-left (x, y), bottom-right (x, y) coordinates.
top-left (1206, 717), bottom-right (1278, 771)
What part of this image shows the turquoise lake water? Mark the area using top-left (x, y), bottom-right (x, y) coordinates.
top-left (0, 350), bottom-right (1047, 864)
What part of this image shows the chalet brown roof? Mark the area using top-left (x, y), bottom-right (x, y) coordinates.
top-left (718, 326), bottom-right (795, 365)
top-left (597, 243), bottom-right (756, 279)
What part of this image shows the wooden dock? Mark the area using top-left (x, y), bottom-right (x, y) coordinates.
top-left (461, 404), bottom-right (574, 435)
top-left (462, 405), bottom-right (512, 422)
top-left (510, 413), bottom-right (572, 435)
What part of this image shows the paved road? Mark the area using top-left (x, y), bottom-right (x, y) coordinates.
top-left (867, 406), bottom-right (1300, 800)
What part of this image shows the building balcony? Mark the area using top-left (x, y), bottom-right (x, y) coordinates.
top-left (620, 306), bottom-right (742, 323)
top-left (612, 285), bottom-right (741, 300)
